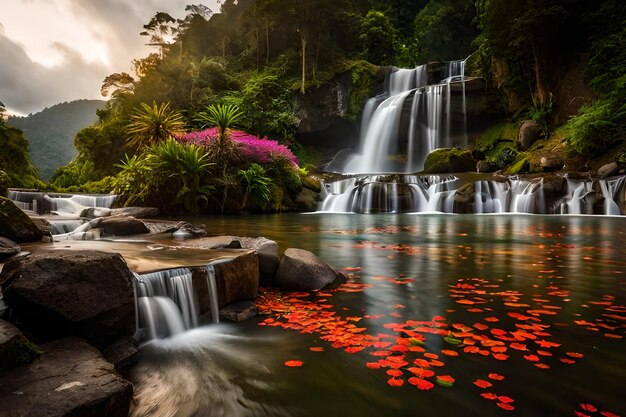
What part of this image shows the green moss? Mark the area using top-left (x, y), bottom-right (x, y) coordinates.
top-left (503, 155), bottom-right (530, 175)
top-left (0, 332), bottom-right (43, 371)
top-left (423, 148), bottom-right (475, 174)
top-left (476, 123), bottom-right (518, 152)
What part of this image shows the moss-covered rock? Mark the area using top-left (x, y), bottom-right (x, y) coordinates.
top-left (504, 156), bottom-right (531, 175)
top-left (0, 196), bottom-right (42, 243)
top-left (0, 319), bottom-right (42, 371)
top-left (422, 148), bottom-right (475, 174)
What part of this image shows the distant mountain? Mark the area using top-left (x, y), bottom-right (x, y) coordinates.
top-left (8, 99), bottom-right (106, 180)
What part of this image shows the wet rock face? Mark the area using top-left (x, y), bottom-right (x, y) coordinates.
top-left (0, 337), bottom-right (132, 417)
top-left (0, 237), bottom-right (20, 260)
top-left (0, 319), bottom-right (42, 371)
top-left (0, 250), bottom-right (135, 347)
top-left (275, 248), bottom-right (347, 291)
top-left (0, 196), bottom-right (43, 243)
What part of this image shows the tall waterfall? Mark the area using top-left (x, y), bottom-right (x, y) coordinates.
top-left (342, 60), bottom-right (468, 174)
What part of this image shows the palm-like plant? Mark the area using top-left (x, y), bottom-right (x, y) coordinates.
top-left (126, 101), bottom-right (186, 149)
top-left (149, 138), bottom-right (214, 213)
top-left (238, 163), bottom-right (272, 210)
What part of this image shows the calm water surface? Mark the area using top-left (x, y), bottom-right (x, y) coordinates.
top-left (129, 214), bottom-right (626, 417)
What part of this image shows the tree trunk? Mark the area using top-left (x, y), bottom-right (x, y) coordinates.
top-left (313, 23), bottom-right (321, 82)
top-left (531, 36), bottom-right (548, 104)
top-left (255, 24), bottom-right (260, 69)
top-left (300, 34), bottom-right (307, 94)
top-left (265, 18), bottom-right (270, 65)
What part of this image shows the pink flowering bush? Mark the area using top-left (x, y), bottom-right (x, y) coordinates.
top-left (178, 128), bottom-right (299, 167)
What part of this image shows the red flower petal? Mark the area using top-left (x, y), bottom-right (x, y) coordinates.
top-left (284, 360), bottom-right (303, 367)
top-left (488, 373), bottom-right (505, 381)
top-left (580, 404), bottom-right (598, 412)
top-left (481, 392), bottom-right (498, 400)
top-left (473, 379), bottom-right (493, 389)
top-left (496, 402), bottom-right (515, 411)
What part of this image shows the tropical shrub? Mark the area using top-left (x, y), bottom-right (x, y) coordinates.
top-left (238, 163), bottom-right (272, 211)
top-left (126, 101), bottom-right (186, 149)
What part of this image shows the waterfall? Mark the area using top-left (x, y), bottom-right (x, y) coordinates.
top-left (340, 60), bottom-right (467, 174)
top-left (135, 268), bottom-right (199, 340)
top-left (561, 179), bottom-right (595, 214)
top-left (7, 190), bottom-right (116, 215)
top-left (48, 219), bottom-right (86, 234)
top-left (599, 176), bottom-right (625, 215)
top-left (133, 264), bottom-right (223, 341)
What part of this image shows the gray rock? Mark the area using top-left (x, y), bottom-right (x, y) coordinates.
top-left (295, 188), bottom-right (320, 212)
top-left (110, 206), bottom-right (160, 219)
top-left (191, 250), bottom-right (260, 311)
top-left (0, 250), bottom-right (135, 347)
top-left (102, 337), bottom-right (139, 373)
top-left (184, 236), bottom-right (278, 285)
top-left (275, 248), bottom-right (347, 291)
top-left (219, 301), bottom-right (257, 322)
top-left (0, 196), bottom-right (43, 243)
top-left (0, 237), bottom-right (20, 260)
top-left (0, 319), bottom-right (42, 371)
top-left (79, 207), bottom-right (113, 219)
top-left (76, 216), bottom-right (150, 237)
top-left (598, 162), bottom-right (619, 178)
top-left (540, 155), bottom-right (564, 171)
top-left (518, 120), bottom-right (542, 150)
top-left (0, 337), bottom-right (132, 417)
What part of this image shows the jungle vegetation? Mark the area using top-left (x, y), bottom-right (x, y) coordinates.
top-left (2, 0), bottom-right (623, 213)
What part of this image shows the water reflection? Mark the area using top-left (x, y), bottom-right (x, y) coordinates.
top-left (131, 214), bottom-right (626, 417)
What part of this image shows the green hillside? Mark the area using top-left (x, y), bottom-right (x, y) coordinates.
top-left (8, 100), bottom-right (105, 180)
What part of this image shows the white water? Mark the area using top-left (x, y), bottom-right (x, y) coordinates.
top-left (342, 60), bottom-right (467, 174)
top-left (205, 265), bottom-right (220, 324)
top-left (599, 176), bottom-right (626, 215)
top-left (319, 175), bottom-right (551, 214)
top-left (135, 268), bottom-right (200, 340)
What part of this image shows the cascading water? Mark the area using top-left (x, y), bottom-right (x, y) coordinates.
top-left (342, 60), bottom-right (468, 174)
top-left (134, 264), bottom-right (222, 341)
top-left (599, 176), bottom-right (626, 215)
top-left (7, 190), bottom-right (116, 216)
top-left (560, 179), bottom-right (595, 215)
top-left (135, 268), bottom-right (199, 340)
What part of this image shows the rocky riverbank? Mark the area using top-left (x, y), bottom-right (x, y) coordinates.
top-left (0, 196), bottom-right (346, 417)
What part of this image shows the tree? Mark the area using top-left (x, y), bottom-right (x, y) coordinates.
top-left (141, 12), bottom-right (179, 57)
top-left (126, 101), bottom-right (186, 149)
top-left (101, 72), bottom-right (135, 98)
top-left (360, 11), bottom-right (398, 65)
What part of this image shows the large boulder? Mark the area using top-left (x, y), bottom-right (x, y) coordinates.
top-left (184, 236), bottom-right (279, 285)
top-left (0, 250), bottom-right (135, 346)
top-left (518, 120), bottom-right (542, 150)
top-left (0, 237), bottom-right (20, 260)
top-left (422, 148), bottom-right (475, 174)
top-left (598, 162), bottom-right (620, 178)
top-left (93, 216), bottom-right (150, 236)
top-left (0, 196), bottom-right (43, 243)
top-left (0, 337), bottom-right (132, 417)
top-left (295, 188), bottom-right (320, 212)
top-left (0, 319), bottom-right (42, 371)
top-left (275, 248), bottom-right (347, 291)
top-left (192, 250), bottom-right (260, 312)
top-left (111, 206), bottom-right (160, 219)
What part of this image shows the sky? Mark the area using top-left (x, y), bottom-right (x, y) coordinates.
top-left (0, 0), bottom-right (220, 116)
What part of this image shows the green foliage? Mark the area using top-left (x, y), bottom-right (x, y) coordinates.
top-left (223, 69), bottom-right (298, 139)
top-left (476, 123), bottom-right (518, 152)
top-left (126, 101), bottom-right (186, 149)
top-left (7, 100), bottom-right (104, 180)
top-left (527, 93), bottom-right (553, 135)
top-left (342, 60), bottom-right (379, 119)
top-left (565, 95), bottom-right (625, 157)
top-left (113, 139), bottom-right (214, 213)
top-left (0, 120), bottom-right (39, 188)
top-left (412, 0), bottom-right (478, 63)
top-left (238, 163), bottom-right (272, 210)
top-left (360, 10), bottom-right (398, 65)
top-left (0, 170), bottom-right (9, 196)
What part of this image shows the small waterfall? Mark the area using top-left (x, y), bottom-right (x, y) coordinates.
top-left (205, 265), bottom-right (220, 324)
top-left (133, 264), bottom-right (223, 341)
top-left (509, 178), bottom-right (545, 214)
top-left (561, 179), bottom-right (595, 214)
top-left (48, 219), bottom-right (86, 234)
top-left (135, 268), bottom-right (199, 340)
top-left (7, 190), bottom-right (116, 215)
top-left (599, 176), bottom-right (625, 215)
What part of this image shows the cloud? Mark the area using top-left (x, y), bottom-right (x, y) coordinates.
top-left (0, 32), bottom-right (108, 115)
top-left (0, 0), bottom-right (220, 115)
